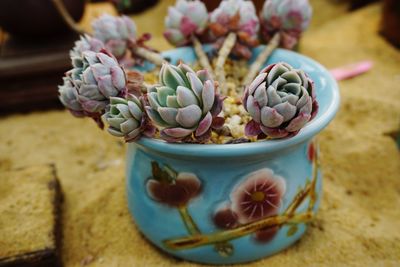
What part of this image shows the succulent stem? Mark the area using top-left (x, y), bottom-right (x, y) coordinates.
top-left (242, 32), bottom-right (280, 86)
top-left (164, 212), bottom-right (313, 250)
top-left (131, 46), bottom-right (165, 66)
top-left (51, 0), bottom-right (85, 34)
top-left (178, 206), bottom-right (201, 235)
top-left (215, 32), bottom-right (237, 95)
top-left (191, 35), bottom-right (215, 79)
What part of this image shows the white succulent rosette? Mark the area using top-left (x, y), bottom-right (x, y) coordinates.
top-left (260, 0), bottom-right (312, 49)
top-left (59, 50), bottom-right (126, 128)
top-left (209, 0), bottom-right (260, 59)
top-left (92, 14), bottom-right (137, 58)
top-left (145, 63), bottom-right (224, 142)
top-left (243, 62), bottom-right (318, 139)
top-left (164, 0), bottom-right (208, 46)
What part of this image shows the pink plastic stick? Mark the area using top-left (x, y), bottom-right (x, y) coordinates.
top-left (330, 60), bottom-right (373, 81)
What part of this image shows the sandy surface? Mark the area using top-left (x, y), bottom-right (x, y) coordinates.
top-left (0, 1), bottom-right (400, 267)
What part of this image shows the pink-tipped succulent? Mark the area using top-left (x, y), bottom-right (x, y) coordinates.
top-left (92, 14), bottom-right (137, 59)
top-left (104, 95), bottom-right (155, 142)
top-left (145, 63), bottom-right (224, 142)
top-left (58, 50), bottom-right (126, 127)
top-left (70, 34), bottom-right (105, 60)
top-left (209, 0), bottom-right (260, 59)
top-left (243, 62), bottom-right (318, 139)
top-left (164, 0), bottom-right (208, 46)
top-left (260, 0), bottom-right (312, 49)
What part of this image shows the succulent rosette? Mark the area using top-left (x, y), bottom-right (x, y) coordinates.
top-left (104, 95), bottom-right (155, 142)
top-left (69, 34), bottom-right (105, 60)
top-left (209, 0), bottom-right (260, 59)
top-left (145, 63), bottom-right (224, 142)
top-left (164, 0), bottom-right (208, 46)
top-left (243, 62), bottom-right (318, 139)
top-left (59, 50), bottom-right (126, 127)
top-left (92, 14), bottom-right (137, 59)
top-left (260, 0), bottom-right (312, 49)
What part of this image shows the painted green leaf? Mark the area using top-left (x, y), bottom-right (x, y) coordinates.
top-left (287, 225), bottom-right (298, 237)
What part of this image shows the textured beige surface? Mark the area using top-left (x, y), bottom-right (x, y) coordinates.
top-left (0, 165), bottom-right (57, 258)
top-left (0, 1), bottom-right (400, 267)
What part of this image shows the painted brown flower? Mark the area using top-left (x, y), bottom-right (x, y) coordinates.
top-left (307, 141), bottom-right (316, 162)
top-left (254, 226), bottom-right (280, 243)
top-left (146, 162), bottom-right (201, 207)
top-left (213, 207), bottom-right (239, 229)
top-left (230, 168), bottom-right (286, 224)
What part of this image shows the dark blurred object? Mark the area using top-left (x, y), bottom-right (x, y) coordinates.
top-left (346, 0), bottom-right (379, 10)
top-left (0, 0), bottom-right (84, 37)
top-left (381, 0), bottom-right (400, 48)
top-left (110, 0), bottom-right (159, 14)
top-left (0, 32), bottom-right (78, 115)
top-left (202, 0), bottom-right (264, 11)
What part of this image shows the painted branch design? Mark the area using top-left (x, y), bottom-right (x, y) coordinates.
top-left (161, 140), bottom-right (320, 252)
top-left (164, 212), bottom-right (313, 250)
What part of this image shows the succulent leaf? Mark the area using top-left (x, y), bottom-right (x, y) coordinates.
top-left (243, 62), bottom-right (318, 139)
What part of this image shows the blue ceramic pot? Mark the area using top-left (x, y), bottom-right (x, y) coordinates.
top-left (126, 47), bottom-right (340, 264)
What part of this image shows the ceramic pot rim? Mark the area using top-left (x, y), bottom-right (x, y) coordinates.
top-left (136, 48), bottom-right (340, 157)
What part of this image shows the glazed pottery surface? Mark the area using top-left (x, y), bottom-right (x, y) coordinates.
top-left (126, 47), bottom-right (340, 264)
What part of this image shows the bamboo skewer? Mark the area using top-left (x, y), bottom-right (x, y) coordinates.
top-left (242, 33), bottom-right (280, 86)
top-left (191, 35), bottom-right (215, 79)
top-left (131, 46), bottom-right (165, 66)
top-left (215, 32), bottom-right (237, 95)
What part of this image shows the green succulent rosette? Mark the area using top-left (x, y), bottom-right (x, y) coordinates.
top-left (243, 62), bottom-right (318, 139)
top-left (145, 63), bottom-right (224, 142)
top-left (104, 95), bottom-right (155, 142)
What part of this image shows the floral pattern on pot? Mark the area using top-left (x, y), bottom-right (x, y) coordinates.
top-left (144, 140), bottom-right (320, 256)
top-left (213, 168), bottom-right (286, 243)
top-left (146, 161), bottom-right (201, 207)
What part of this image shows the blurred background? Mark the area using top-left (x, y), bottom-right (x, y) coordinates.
top-left (0, 2), bottom-right (399, 266)
top-left (0, 0), bottom-right (398, 115)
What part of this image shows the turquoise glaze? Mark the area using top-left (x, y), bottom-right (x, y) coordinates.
top-left (126, 46), bottom-right (340, 264)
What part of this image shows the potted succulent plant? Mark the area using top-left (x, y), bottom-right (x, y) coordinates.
top-left (58, 0), bottom-right (340, 264)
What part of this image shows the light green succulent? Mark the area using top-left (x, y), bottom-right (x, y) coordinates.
top-left (104, 95), bottom-right (155, 142)
top-left (145, 63), bottom-right (224, 142)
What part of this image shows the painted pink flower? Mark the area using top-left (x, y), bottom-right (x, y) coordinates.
top-left (146, 162), bottom-right (201, 207)
top-left (230, 168), bottom-right (286, 224)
